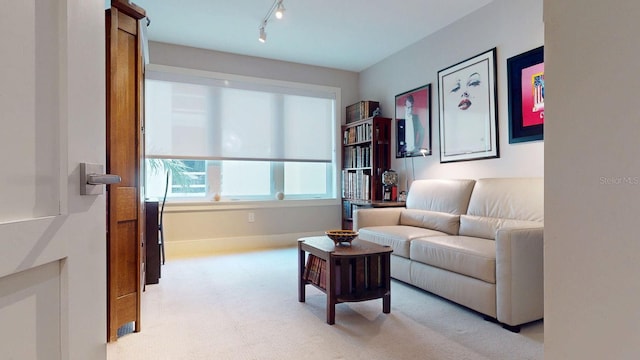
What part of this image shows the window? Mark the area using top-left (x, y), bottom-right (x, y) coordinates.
top-left (144, 65), bottom-right (339, 201)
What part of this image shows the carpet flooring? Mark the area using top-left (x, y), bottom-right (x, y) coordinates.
top-left (107, 247), bottom-right (543, 359)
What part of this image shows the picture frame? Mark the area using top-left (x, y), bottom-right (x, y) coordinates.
top-left (507, 46), bottom-right (544, 143)
top-left (437, 48), bottom-right (499, 163)
top-left (395, 84), bottom-right (432, 158)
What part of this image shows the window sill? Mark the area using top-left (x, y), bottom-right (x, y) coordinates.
top-left (164, 198), bottom-right (340, 213)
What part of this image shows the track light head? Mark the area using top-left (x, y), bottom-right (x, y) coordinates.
top-left (275, 1), bottom-right (285, 19)
top-left (258, 26), bottom-right (267, 43)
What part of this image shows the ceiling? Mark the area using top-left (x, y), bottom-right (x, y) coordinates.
top-left (132, 0), bottom-right (494, 72)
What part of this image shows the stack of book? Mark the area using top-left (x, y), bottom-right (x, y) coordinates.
top-left (303, 254), bottom-right (327, 289)
top-left (303, 254), bottom-right (352, 295)
top-left (341, 169), bottom-right (371, 200)
top-left (344, 145), bottom-right (371, 168)
top-left (346, 101), bottom-right (380, 124)
top-left (343, 122), bottom-right (373, 144)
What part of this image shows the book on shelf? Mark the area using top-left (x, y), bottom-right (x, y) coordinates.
top-left (319, 260), bottom-right (326, 289)
top-left (343, 144), bottom-right (371, 169)
top-left (305, 255), bottom-right (320, 286)
top-left (341, 169), bottom-right (371, 201)
top-left (343, 123), bottom-right (373, 145)
top-left (303, 254), bottom-right (354, 296)
top-left (304, 254), bottom-right (317, 282)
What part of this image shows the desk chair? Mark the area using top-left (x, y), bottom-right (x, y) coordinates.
top-left (159, 170), bottom-right (169, 265)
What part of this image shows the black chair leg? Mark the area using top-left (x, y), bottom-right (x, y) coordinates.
top-left (159, 228), bottom-right (165, 265)
top-left (159, 170), bottom-right (169, 266)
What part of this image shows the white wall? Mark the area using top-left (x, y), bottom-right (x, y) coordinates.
top-left (544, 0), bottom-right (640, 358)
top-left (148, 42), bottom-right (360, 115)
top-left (147, 42), bottom-right (359, 256)
top-left (359, 0), bottom-right (544, 187)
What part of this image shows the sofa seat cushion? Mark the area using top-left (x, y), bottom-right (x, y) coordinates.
top-left (358, 226), bottom-right (448, 258)
top-left (410, 235), bottom-right (496, 283)
top-left (459, 215), bottom-right (544, 240)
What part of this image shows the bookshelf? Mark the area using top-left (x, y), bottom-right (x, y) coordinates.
top-left (341, 116), bottom-right (391, 229)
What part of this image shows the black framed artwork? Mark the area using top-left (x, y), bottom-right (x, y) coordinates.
top-left (507, 46), bottom-right (544, 143)
top-left (395, 84), bottom-right (432, 158)
top-left (438, 48), bottom-right (499, 163)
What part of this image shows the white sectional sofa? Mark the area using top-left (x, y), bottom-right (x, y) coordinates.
top-left (353, 178), bottom-right (544, 332)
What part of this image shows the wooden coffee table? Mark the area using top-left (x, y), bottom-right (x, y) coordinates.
top-left (298, 236), bottom-right (392, 325)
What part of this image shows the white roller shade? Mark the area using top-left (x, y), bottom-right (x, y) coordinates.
top-left (145, 66), bottom-right (336, 163)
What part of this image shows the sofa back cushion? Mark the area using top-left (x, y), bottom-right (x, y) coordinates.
top-left (459, 177), bottom-right (544, 239)
top-left (465, 177), bottom-right (543, 221)
top-left (400, 209), bottom-right (461, 235)
top-left (406, 179), bottom-right (476, 215)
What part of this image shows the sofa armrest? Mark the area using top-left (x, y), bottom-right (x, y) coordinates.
top-left (495, 226), bottom-right (544, 326)
top-left (353, 208), bottom-right (403, 230)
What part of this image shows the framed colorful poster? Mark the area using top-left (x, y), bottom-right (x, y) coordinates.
top-left (437, 48), bottom-right (499, 163)
top-left (507, 46), bottom-right (544, 143)
top-left (395, 84), bottom-right (432, 158)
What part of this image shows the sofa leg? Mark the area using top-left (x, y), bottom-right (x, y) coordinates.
top-left (483, 315), bottom-right (498, 323)
top-left (502, 324), bottom-right (521, 333)
top-left (483, 316), bottom-right (521, 333)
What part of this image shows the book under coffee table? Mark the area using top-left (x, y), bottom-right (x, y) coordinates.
top-left (298, 236), bottom-right (393, 325)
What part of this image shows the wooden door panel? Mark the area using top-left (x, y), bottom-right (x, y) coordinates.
top-left (117, 10), bottom-right (138, 35)
top-left (106, 0), bottom-right (146, 342)
top-left (115, 187), bottom-right (138, 221)
top-left (111, 19), bottom-right (138, 187)
top-left (115, 291), bottom-right (138, 324)
top-left (115, 221), bottom-right (138, 294)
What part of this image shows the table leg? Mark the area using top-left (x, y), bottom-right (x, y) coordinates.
top-left (383, 293), bottom-right (391, 313)
top-left (383, 253), bottom-right (391, 313)
top-left (326, 256), bottom-right (335, 325)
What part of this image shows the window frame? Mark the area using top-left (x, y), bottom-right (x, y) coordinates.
top-left (143, 65), bottom-right (342, 203)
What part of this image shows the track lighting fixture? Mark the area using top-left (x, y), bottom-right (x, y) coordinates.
top-left (259, 24), bottom-right (267, 43)
top-left (275, 1), bottom-right (285, 19)
top-left (258, 0), bottom-right (285, 43)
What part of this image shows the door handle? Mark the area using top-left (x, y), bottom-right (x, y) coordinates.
top-left (80, 163), bottom-right (121, 195)
top-left (87, 174), bottom-right (121, 185)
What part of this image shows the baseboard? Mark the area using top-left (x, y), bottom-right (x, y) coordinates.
top-left (165, 232), bottom-right (324, 258)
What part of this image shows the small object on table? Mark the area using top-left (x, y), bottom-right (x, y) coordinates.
top-left (382, 170), bottom-right (399, 201)
top-left (325, 229), bottom-right (358, 246)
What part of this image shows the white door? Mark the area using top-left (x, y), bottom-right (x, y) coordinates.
top-left (0, 0), bottom-right (106, 359)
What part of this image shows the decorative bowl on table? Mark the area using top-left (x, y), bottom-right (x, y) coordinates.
top-left (325, 230), bottom-right (358, 246)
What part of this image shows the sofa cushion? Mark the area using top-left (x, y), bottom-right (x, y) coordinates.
top-left (410, 235), bottom-right (496, 283)
top-left (459, 215), bottom-right (544, 240)
top-left (358, 226), bottom-right (448, 258)
top-left (400, 209), bottom-right (460, 235)
top-left (406, 179), bottom-right (476, 214)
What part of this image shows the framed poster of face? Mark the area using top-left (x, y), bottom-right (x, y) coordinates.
top-left (507, 46), bottom-right (544, 143)
top-left (395, 84), bottom-right (432, 158)
top-left (437, 48), bottom-right (499, 163)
